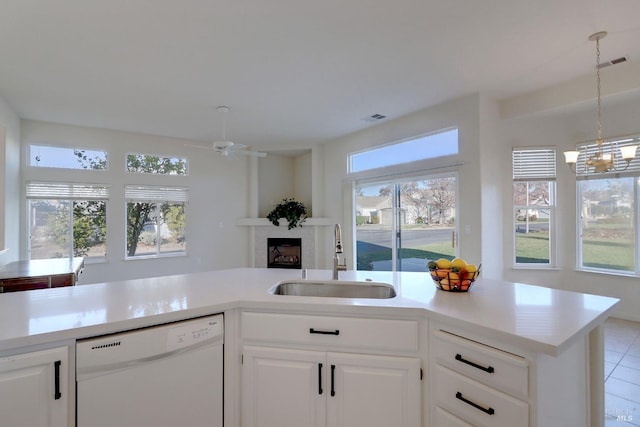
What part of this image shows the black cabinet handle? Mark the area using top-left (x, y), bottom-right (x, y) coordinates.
top-left (318, 363), bottom-right (323, 395)
top-left (455, 391), bottom-right (494, 415)
top-left (54, 360), bottom-right (62, 400)
top-left (455, 353), bottom-right (494, 373)
top-left (330, 364), bottom-right (336, 397)
top-left (310, 328), bottom-right (340, 335)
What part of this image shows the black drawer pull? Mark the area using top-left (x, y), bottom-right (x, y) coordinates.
top-left (455, 391), bottom-right (495, 415)
top-left (455, 353), bottom-right (494, 373)
top-left (318, 363), bottom-right (323, 395)
top-left (310, 328), bottom-right (340, 335)
top-left (54, 360), bottom-right (62, 400)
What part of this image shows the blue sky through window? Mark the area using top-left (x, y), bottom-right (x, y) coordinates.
top-left (29, 145), bottom-right (107, 169)
top-left (349, 128), bottom-right (458, 173)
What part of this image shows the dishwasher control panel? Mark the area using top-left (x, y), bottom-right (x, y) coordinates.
top-left (166, 316), bottom-right (223, 352)
top-left (77, 314), bottom-right (224, 376)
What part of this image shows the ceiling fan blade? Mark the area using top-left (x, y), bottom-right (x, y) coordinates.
top-left (185, 143), bottom-right (215, 150)
top-left (234, 149), bottom-right (267, 157)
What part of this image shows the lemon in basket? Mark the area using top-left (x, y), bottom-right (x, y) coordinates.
top-left (451, 258), bottom-right (467, 270)
top-left (436, 258), bottom-right (452, 269)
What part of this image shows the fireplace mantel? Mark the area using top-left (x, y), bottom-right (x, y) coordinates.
top-left (236, 217), bottom-right (334, 227)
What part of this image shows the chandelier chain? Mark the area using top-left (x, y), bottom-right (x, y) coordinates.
top-left (596, 37), bottom-right (603, 145)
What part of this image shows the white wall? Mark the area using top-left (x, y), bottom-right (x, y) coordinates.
top-left (0, 95), bottom-right (21, 266)
top-left (257, 152), bottom-right (313, 217)
top-left (21, 120), bottom-right (252, 284)
top-left (499, 93), bottom-right (640, 321)
top-left (320, 94), bottom-right (484, 271)
top-left (258, 154), bottom-right (294, 217)
top-left (319, 89), bottom-right (640, 320)
top-left (293, 152), bottom-right (312, 215)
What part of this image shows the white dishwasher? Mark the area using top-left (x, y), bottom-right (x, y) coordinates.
top-left (76, 314), bottom-right (223, 427)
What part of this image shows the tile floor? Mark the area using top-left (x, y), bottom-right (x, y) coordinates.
top-left (605, 317), bottom-right (640, 426)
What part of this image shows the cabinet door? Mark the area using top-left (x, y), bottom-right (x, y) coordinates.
top-left (242, 346), bottom-right (326, 427)
top-left (0, 347), bottom-right (69, 427)
top-left (326, 352), bottom-right (421, 427)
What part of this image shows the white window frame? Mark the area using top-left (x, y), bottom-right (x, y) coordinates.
top-left (348, 128), bottom-right (459, 174)
top-left (26, 182), bottom-right (109, 261)
top-left (28, 144), bottom-right (108, 170)
top-left (125, 152), bottom-right (188, 175)
top-left (124, 185), bottom-right (188, 260)
top-left (512, 148), bottom-right (557, 268)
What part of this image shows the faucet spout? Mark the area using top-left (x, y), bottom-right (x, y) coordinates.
top-left (334, 224), bottom-right (343, 254)
top-left (333, 224), bottom-right (347, 280)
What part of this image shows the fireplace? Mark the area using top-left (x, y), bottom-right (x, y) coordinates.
top-left (268, 238), bottom-right (302, 269)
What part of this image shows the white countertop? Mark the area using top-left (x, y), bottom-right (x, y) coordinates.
top-left (0, 268), bottom-right (619, 356)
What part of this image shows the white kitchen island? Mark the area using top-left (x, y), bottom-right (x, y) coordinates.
top-left (0, 268), bottom-right (619, 427)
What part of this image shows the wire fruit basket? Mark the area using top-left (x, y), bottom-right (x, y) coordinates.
top-left (428, 259), bottom-right (481, 292)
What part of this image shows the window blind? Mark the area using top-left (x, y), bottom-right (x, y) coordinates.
top-left (26, 182), bottom-right (109, 199)
top-left (574, 137), bottom-right (640, 177)
top-left (124, 185), bottom-right (188, 203)
top-left (512, 148), bottom-right (556, 181)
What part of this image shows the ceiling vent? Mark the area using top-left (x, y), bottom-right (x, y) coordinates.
top-left (362, 113), bottom-right (387, 122)
top-left (597, 56), bottom-right (627, 69)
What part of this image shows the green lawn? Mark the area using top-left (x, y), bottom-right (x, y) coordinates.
top-left (515, 230), bottom-right (634, 271)
top-left (358, 230), bottom-right (635, 271)
top-left (356, 241), bottom-right (455, 270)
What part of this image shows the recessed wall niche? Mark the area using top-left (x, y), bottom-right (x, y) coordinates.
top-left (258, 150), bottom-right (312, 217)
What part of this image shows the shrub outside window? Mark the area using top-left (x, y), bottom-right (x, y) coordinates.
top-left (126, 153), bottom-right (187, 175)
top-left (26, 183), bottom-right (108, 259)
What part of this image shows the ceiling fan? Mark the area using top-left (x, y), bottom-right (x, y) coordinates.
top-left (193, 106), bottom-right (267, 158)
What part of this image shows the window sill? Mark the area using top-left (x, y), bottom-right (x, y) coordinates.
top-left (512, 265), bottom-right (560, 271)
top-left (574, 268), bottom-right (638, 279)
top-left (124, 252), bottom-right (187, 261)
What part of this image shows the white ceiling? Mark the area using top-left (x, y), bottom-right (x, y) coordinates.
top-left (1, 0), bottom-right (639, 149)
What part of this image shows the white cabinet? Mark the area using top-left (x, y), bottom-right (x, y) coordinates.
top-left (0, 346), bottom-right (70, 427)
top-left (242, 346), bottom-right (325, 427)
top-left (430, 322), bottom-right (593, 427)
top-left (327, 352), bottom-right (420, 427)
top-left (431, 327), bottom-right (530, 427)
top-left (241, 312), bottom-right (422, 427)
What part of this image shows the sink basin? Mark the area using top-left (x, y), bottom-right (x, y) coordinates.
top-left (269, 280), bottom-right (396, 299)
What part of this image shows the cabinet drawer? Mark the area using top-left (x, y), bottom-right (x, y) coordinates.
top-left (434, 406), bottom-right (474, 427)
top-left (0, 276), bottom-right (50, 293)
top-left (242, 312), bottom-right (418, 352)
top-left (432, 329), bottom-right (528, 398)
top-left (433, 365), bottom-right (528, 427)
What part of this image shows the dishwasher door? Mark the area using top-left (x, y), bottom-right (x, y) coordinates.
top-left (77, 314), bottom-right (223, 427)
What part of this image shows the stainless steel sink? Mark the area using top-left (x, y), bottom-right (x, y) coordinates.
top-left (269, 280), bottom-right (396, 299)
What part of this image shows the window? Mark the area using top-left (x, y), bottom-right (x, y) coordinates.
top-left (27, 183), bottom-right (108, 259)
top-left (355, 174), bottom-right (457, 272)
top-left (512, 148), bottom-right (556, 266)
top-left (573, 135), bottom-right (640, 275)
top-left (577, 177), bottom-right (636, 274)
top-left (126, 153), bottom-right (187, 175)
top-left (125, 185), bottom-right (187, 258)
top-left (349, 128), bottom-right (458, 173)
top-left (29, 145), bottom-right (107, 170)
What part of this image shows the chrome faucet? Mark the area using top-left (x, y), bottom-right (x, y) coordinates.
top-left (333, 224), bottom-right (347, 280)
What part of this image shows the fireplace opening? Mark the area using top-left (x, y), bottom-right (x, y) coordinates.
top-left (268, 238), bottom-right (302, 269)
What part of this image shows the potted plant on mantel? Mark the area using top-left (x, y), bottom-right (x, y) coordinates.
top-left (267, 198), bottom-right (308, 230)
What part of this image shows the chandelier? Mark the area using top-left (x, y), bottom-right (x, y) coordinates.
top-left (564, 31), bottom-right (638, 174)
